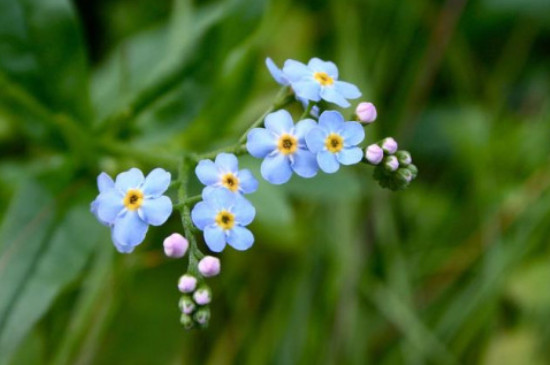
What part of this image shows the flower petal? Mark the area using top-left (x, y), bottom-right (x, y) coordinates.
top-left (294, 118), bottom-right (317, 141)
top-left (291, 149), bottom-right (318, 178)
top-left (142, 168), bottom-right (171, 197)
top-left (282, 59), bottom-right (311, 82)
top-left (112, 210), bottom-right (148, 251)
top-left (111, 227), bottom-right (135, 253)
top-left (191, 201), bottom-right (216, 230)
top-left (337, 147), bottom-right (363, 165)
top-left (261, 153), bottom-right (292, 185)
top-left (97, 172), bottom-right (114, 193)
top-left (138, 196), bottom-right (172, 226)
top-left (340, 121), bottom-right (365, 146)
top-left (202, 186), bottom-right (237, 209)
top-left (264, 109), bottom-right (294, 135)
top-left (246, 128), bottom-right (276, 158)
top-left (115, 168), bottom-right (145, 191)
top-left (292, 80), bottom-right (321, 102)
top-left (305, 127), bottom-right (328, 153)
top-left (317, 151), bottom-right (340, 173)
top-left (318, 110), bottom-right (344, 132)
top-left (204, 226), bottom-right (226, 252)
top-left (227, 226), bottom-right (254, 251)
top-left (96, 189), bottom-right (124, 224)
top-left (232, 195), bottom-right (255, 226)
top-left (320, 87), bottom-right (350, 108)
top-left (266, 57), bottom-right (289, 85)
top-left (335, 81), bottom-right (361, 99)
top-left (308, 57), bottom-right (338, 78)
top-left (195, 159), bottom-right (220, 186)
top-left (236, 169), bottom-right (258, 194)
top-left (215, 153), bottom-right (239, 173)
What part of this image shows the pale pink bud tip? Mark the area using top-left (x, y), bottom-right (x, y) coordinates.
top-left (163, 233), bottom-right (188, 258)
top-left (356, 102), bottom-right (377, 123)
top-left (193, 288), bottom-right (212, 305)
top-left (198, 256), bottom-right (221, 277)
top-left (385, 156), bottom-right (399, 171)
top-left (365, 144), bottom-right (384, 165)
top-left (381, 137), bottom-right (398, 154)
top-left (178, 274), bottom-right (197, 293)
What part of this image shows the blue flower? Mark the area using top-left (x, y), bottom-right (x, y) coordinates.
top-left (282, 57), bottom-right (361, 108)
top-left (246, 109), bottom-right (318, 184)
top-left (92, 168), bottom-right (173, 253)
top-left (305, 110), bottom-right (365, 173)
top-left (195, 153), bottom-right (258, 195)
top-left (191, 188), bottom-right (255, 252)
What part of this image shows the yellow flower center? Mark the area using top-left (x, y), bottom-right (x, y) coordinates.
top-left (221, 173), bottom-right (239, 192)
top-left (313, 72), bottom-right (334, 86)
top-left (277, 133), bottom-right (298, 155)
top-left (325, 133), bottom-right (344, 153)
top-left (123, 189), bottom-right (144, 211)
top-left (215, 210), bottom-right (235, 230)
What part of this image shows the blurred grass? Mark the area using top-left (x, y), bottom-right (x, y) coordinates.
top-left (0, 0), bottom-right (550, 364)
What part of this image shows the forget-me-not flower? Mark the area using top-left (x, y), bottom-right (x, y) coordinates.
top-left (191, 188), bottom-right (255, 252)
top-left (305, 111), bottom-right (365, 173)
top-left (246, 109), bottom-right (318, 184)
top-left (91, 172), bottom-right (115, 226)
top-left (92, 168), bottom-right (173, 253)
top-left (195, 153), bottom-right (258, 195)
top-left (282, 57), bottom-right (361, 108)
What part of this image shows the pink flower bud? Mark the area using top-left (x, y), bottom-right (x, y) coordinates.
top-left (163, 233), bottom-right (188, 258)
top-left (178, 274), bottom-right (197, 293)
top-left (384, 156), bottom-right (399, 172)
top-left (381, 137), bottom-right (398, 154)
top-left (365, 144), bottom-right (384, 165)
top-left (355, 102), bottom-right (377, 123)
top-left (198, 256), bottom-right (221, 277)
top-left (193, 287), bottom-right (212, 305)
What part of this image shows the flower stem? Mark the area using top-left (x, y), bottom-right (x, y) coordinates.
top-left (177, 158), bottom-right (204, 275)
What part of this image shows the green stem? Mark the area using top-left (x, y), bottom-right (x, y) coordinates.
top-left (177, 158), bottom-right (204, 276)
top-left (300, 102), bottom-right (314, 120)
top-left (174, 194), bottom-right (202, 209)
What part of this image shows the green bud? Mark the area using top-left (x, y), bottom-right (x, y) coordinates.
top-left (194, 307), bottom-right (211, 328)
top-left (407, 164), bottom-right (418, 179)
top-left (180, 313), bottom-right (194, 330)
top-left (179, 295), bottom-right (195, 314)
top-left (395, 150), bottom-right (412, 166)
top-left (395, 168), bottom-right (413, 184)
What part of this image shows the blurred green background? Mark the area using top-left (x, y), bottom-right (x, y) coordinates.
top-left (1, 0), bottom-right (549, 364)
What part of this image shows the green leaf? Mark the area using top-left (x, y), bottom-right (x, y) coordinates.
top-left (0, 0), bottom-right (91, 121)
top-left (0, 197), bottom-right (106, 363)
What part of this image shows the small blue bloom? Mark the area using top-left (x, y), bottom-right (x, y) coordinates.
top-left (266, 57), bottom-right (290, 86)
top-left (246, 109), bottom-right (318, 184)
top-left (305, 110), bottom-right (365, 173)
top-left (282, 57), bottom-right (361, 108)
top-left (195, 153), bottom-right (258, 195)
top-left (92, 168), bottom-right (173, 253)
top-left (191, 188), bottom-right (255, 252)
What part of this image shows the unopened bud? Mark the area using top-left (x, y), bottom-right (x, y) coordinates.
top-left (194, 307), bottom-right (211, 327)
top-left (193, 286), bottom-right (212, 306)
top-left (380, 137), bottom-right (398, 154)
top-left (384, 156), bottom-right (399, 172)
top-left (198, 256), bottom-right (221, 277)
top-left (178, 274), bottom-right (197, 293)
top-left (396, 168), bottom-right (413, 183)
top-left (179, 295), bottom-right (195, 314)
top-left (407, 164), bottom-right (418, 179)
top-left (355, 102), bottom-right (377, 123)
top-left (365, 144), bottom-right (384, 165)
top-left (163, 233), bottom-right (188, 258)
top-left (180, 313), bottom-right (194, 329)
top-left (395, 151), bottom-right (412, 166)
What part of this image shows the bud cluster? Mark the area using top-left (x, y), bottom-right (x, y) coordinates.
top-left (176, 255), bottom-right (220, 329)
top-left (365, 138), bottom-right (418, 191)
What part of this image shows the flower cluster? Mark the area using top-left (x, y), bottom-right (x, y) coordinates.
top-left (90, 55), bottom-right (417, 330)
top-left (366, 138), bottom-right (418, 190)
